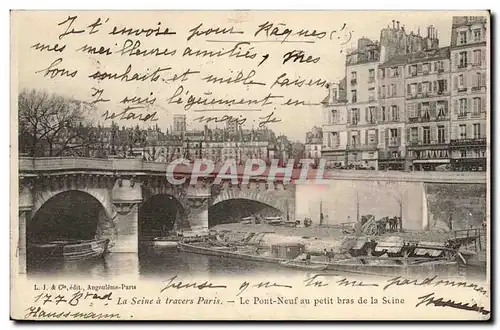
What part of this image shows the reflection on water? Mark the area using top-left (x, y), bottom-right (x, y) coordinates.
top-left (27, 246), bottom-right (304, 279)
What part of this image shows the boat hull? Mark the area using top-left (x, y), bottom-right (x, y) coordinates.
top-left (28, 239), bottom-right (110, 263)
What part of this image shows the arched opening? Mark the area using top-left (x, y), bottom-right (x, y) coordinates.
top-left (208, 199), bottom-right (282, 228)
top-left (28, 190), bottom-right (106, 244)
top-left (138, 194), bottom-right (186, 243)
top-left (27, 190), bottom-right (109, 270)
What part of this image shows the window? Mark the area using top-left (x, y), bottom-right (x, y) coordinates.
top-left (411, 65), bottom-right (417, 76)
top-left (476, 72), bottom-right (481, 88)
top-left (368, 106), bottom-right (376, 123)
top-left (393, 67), bottom-right (399, 77)
top-left (410, 83), bottom-right (417, 96)
top-left (422, 102), bottom-right (430, 120)
top-left (422, 81), bottom-right (429, 94)
top-left (459, 31), bottom-right (467, 44)
top-left (381, 85), bottom-right (386, 98)
top-left (391, 105), bottom-right (399, 121)
top-left (473, 97), bottom-right (481, 114)
top-left (459, 52), bottom-right (468, 68)
top-left (459, 98), bottom-right (468, 115)
top-left (408, 103), bottom-right (418, 118)
top-left (438, 126), bottom-right (445, 143)
top-left (423, 63), bottom-right (430, 74)
top-left (459, 74), bottom-right (465, 89)
top-left (391, 84), bottom-right (397, 96)
top-left (437, 60), bottom-right (444, 71)
top-left (351, 90), bottom-right (357, 103)
top-left (418, 82), bottom-right (422, 93)
top-left (351, 71), bottom-right (357, 80)
top-left (379, 68), bottom-right (385, 79)
top-left (368, 50), bottom-right (375, 60)
top-left (474, 29), bottom-right (481, 42)
top-left (437, 101), bottom-right (447, 118)
top-left (331, 109), bottom-right (338, 123)
top-left (411, 127), bottom-right (418, 143)
top-left (473, 123), bottom-right (481, 138)
top-left (460, 150), bottom-right (467, 158)
top-left (368, 69), bottom-right (375, 82)
top-left (474, 50), bottom-right (482, 66)
top-left (352, 108), bottom-right (359, 124)
top-left (381, 106), bottom-right (387, 121)
top-left (351, 133), bottom-right (358, 147)
top-left (423, 127), bottom-right (431, 144)
top-left (437, 79), bottom-right (447, 93)
top-left (459, 124), bottom-right (467, 139)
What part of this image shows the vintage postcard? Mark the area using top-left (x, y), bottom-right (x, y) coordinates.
top-left (10, 10), bottom-right (490, 321)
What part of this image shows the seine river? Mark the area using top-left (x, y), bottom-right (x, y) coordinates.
top-left (26, 245), bottom-right (485, 281)
top-left (26, 246), bottom-right (304, 279)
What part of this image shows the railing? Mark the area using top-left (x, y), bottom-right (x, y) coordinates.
top-left (450, 138), bottom-right (487, 146)
top-left (388, 138), bottom-right (400, 147)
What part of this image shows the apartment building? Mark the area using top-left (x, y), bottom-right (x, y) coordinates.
top-left (321, 79), bottom-right (348, 166)
top-left (377, 55), bottom-right (407, 170)
top-left (345, 38), bottom-right (380, 169)
top-left (305, 126), bottom-right (323, 160)
top-left (405, 46), bottom-right (452, 171)
top-left (449, 16), bottom-right (488, 171)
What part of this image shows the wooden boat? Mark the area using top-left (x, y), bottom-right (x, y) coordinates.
top-left (280, 260), bottom-right (327, 271)
top-left (28, 238), bottom-right (110, 263)
top-left (178, 241), bottom-right (304, 264)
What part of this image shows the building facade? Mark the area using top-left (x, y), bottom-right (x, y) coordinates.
top-left (345, 38), bottom-right (380, 169)
top-left (449, 16), bottom-right (488, 171)
top-left (377, 55), bottom-right (407, 170)
top-left (320, 17), bottom-right (488, 172)
top-left (405, 46), bottom-right (452, 171)
top-left (322, 79), bottom-right (348, 166)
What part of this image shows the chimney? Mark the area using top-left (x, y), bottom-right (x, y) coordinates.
top-left (392, 20), bottom-right (395, 29)
top-left (397, 21), bottom-right (400, 29)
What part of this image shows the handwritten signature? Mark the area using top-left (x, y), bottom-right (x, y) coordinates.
top-left (416, 292), bottom-right (490, 316)
top-left (160, 275), bottom-right (227, 292)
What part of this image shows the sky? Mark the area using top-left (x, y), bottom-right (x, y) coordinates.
top-left (295, 180), bottom-right (426, 230)
top-left (12, 11), bottom-right (486, 141)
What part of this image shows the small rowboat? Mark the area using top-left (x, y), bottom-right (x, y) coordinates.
top-left (279, 260), bottom-right (328, 271)
top-left (28, 238), bottom-right (110, 263)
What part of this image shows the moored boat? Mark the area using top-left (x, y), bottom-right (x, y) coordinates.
top-left (28, 238), bottom-right (110, 263)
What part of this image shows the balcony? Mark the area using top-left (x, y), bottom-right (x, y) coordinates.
top-left (351, 79), bottom-right (357, 85)
top-left (471, 62), bottom-right (482, 67)
top-left (450, 138), bottom-right (486, 147)
top-left (347, 143), bottom-right (378, 151)
top-left (471, 86), bottom-right (483, 92)
top-left (457, 112), bottom-right (468, 119)
top-left (368, 77), bottom-right (375, 83)
top-left (407, 140), bottom-right (449, 149)
top-left (458, 63), bottom-right (468, 69)
top-left (438, 68), bottom-right (445, 73)
top-left (458, 87), bottom-right (468, 93)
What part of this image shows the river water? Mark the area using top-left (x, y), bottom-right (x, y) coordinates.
top-left (26, 246), bottom-right (305, 279)
top-left (26, 245), bottom-right (485, 281)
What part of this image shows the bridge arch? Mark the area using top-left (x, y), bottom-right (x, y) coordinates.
top-left (138, 193), bottom-right (188, 242)
top-left (211, 189), bottom-right (288, 214)
top-left (209, 189), bottom-right (287, 228)
top-left (27, 190), bottom-right (112, 245)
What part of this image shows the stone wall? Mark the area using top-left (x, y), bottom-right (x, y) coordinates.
top-left (425, 183), bottom-right (487, 231)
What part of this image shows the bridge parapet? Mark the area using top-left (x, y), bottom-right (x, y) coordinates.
top-left (18, 157), bottom-right (487, 184)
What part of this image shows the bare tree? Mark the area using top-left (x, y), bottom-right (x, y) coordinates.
top-left (18, 89), bottom-right (94, 156)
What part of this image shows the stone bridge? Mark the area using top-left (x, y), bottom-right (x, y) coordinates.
top-left (16, 157), bottom-right (487, 274)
